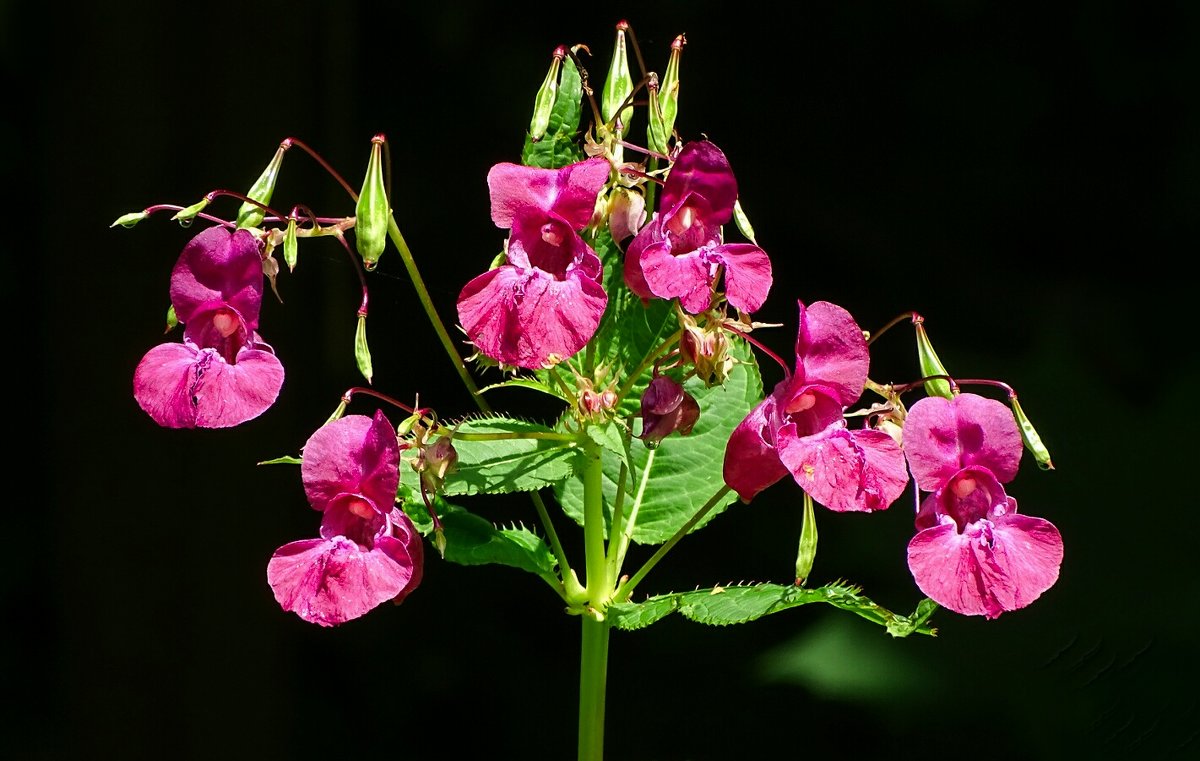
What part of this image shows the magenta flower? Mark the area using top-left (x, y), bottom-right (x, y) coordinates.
top-left (457, 158), bottom-right (610, 369)
top-left (268, 411), bottom-right (424, 627)
top-left (624, 141), bottom-right (772, 314)
top-left (903, 394), bottom-right (1062, 619)
top-left (133, 227), bottom-right (284, 428)
top-left (723, 301), bottom-right (908, 512)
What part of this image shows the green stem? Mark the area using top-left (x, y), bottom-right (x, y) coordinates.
top-left (386, 215), bottom-right (491, 413)
top-left (446, 429), bottom-right (578, 442)
top-left (644, 155), bottom-right (659, 213)
top-left (616, 328), bottom-right (682, 402)
top-left (615, 485), bottom-right (731, 601)
top-left (530, 490), bottom-right (584, 602)
top-left (582, 439), bottom-right (610, 603)
top-left (577, 616), bottom-right (610, 761)
top-left (613, 448), bottom-right (655, 578)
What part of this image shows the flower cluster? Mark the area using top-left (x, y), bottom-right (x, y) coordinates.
top-left (267, 411), bottom-right (423, 627)
top-left (133, 227), bottom-right (284, 428)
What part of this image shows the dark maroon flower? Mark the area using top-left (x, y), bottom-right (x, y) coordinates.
top-left (903, 394), bottom-right (1062, 618)
top-left (268, 411), bottom-right (424, 626)
top-left (458, 158), bottom-right (610, 369)
top-left (133, 227), bottom-right (284, 428)
top-left (639, 375), bottom-right (700, 447)
top-left (723, 301), bottom-right (908, 511)
top-left (624, 141), bottom-right (772, 314)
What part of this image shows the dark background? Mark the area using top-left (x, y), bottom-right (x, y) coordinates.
top-left (8, 1), bottom-right (1198, 758)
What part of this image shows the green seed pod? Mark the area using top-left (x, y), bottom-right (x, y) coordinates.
top-left (648, 35), bottom-right (684, 154)
top-left (355, 135), bottom-right (389, 270)
top-left (601, 21), bottom-right (634, 132)
top-left (110, 211), bottom-right (148, 229)
top-left (733, 198), bottom-right (757, 244)
top-left (1011, 395), bottom-right (1054, 470)
top-left (355, 313), bottom-right (373, 384)
top-left (795, 492), bottom-right (818, 586)
top-left (914, 320), bottom-right (954, 399)
top-left (283, 217), bottom-right (299, 272)
top-left (165, 305), bottom-right (178, 333)
top-left (530, 47), bottom-right (566, 141)
top-left (171, 198), bottom-right (209, 223)
top-left (236, 140), bottom-right (289, 229)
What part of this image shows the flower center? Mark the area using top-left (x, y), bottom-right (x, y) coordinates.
top-left (665, 203), bottom-right (698, 235)
top-left (952, 476), bottom-right (977, 499)
top-left (785, 391), bottom-right (817, 414)
top-left (540, 223), bottom-right (564, 247)
top-left (211, 308), bottom-right (240, 338)
top-left (346, 496), bottom-right (376, 520)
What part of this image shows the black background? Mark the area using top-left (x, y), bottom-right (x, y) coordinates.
top-left (8, 1), bottom-right (1198, 758)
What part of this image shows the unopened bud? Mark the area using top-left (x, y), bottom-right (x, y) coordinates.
top-left (433, 526), bottom-right (447, 559)
top-left (164, 305), bottom-right (178, 333)
top-left (236, 140), bottom-right (289, 229)
top-left (110, 211), bottom-right (148, 229)
top-left (354, 135), bottom-right (389, 270)
top-left (601, 22), bottom-right (635, 132)
top-left (732, 198), bottom-right (757, 244)
top-left (914, 319), bottom-right (954, 399)
top-left (639, 375), bottom-right (700, 447)
top-left (607, 187), bottom-right (646, 242)
top-left (419, 436), bottom-right (459, 496)
top-left (1010, 395), bottom-right (1054, 470)
top-left (875, 417), bottom-right (903, 446)
top-left (283, 217), bottom-right (299, 272)
top-left (530, 47), bottom-right (566, 141)
top-left (681, 322), bottom-right (734, 387)
top-left (355, 313), bottom-right (373, 384)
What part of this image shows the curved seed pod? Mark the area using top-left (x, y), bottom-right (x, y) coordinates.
top-left (355, 135), bottom-right (389, 269)
top-left (236, 140), bottom-right (289, 229)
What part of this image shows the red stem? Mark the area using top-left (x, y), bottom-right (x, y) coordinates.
top-left (141, 204), bottom-right (235, 229)
top-left (284, 136), bottom-right (359, 202)
top-left (722, 323), bottom-right (791, 375)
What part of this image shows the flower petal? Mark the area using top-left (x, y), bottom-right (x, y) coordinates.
top-left (723, 391), bottom-right (789, 502)
top-left (457, 265), bottom-right (607, 369)
top-left (133, 341), bottom-right (284, 429)
top-left (904, 394), bottom-right (1023, 491)
top-left (169, 227), bottom-right (264, 329)
top-left (267, 536), bottom-right (416, 627)
top-left (715, 243), bottom-right (772, 314)
top-left (793, 301), bottom-right (869, 406)
top-left (623, 215), bottom-right (663, 302)
top-left (302, 412), bottom-right (400, 513)
top-left (640, 241), bottom-right (717, 314)
top-left (488, 158), bottom-right (610, 230)
top-left (507, 209), bottom-right (593, 277)
top-left (907, 514), bottom-right (1063, 619)
top-left (778, 426), bottom-right (908, 512)
top-left (660, 141), bottom-right (738, 224)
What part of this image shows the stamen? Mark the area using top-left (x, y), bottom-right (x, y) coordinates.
top-left (346, 496), bottom-right (375, 520)
top-left (952, 477), bottom-right (977, 498)
top-left (786, 391), bottom-right (817, 414)
top-left (541, 223), bottom-right (564, 246)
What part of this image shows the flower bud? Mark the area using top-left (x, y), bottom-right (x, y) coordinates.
top-left (647, 35), bottom-right (684, 154)
top-left (236, 140), bottom-right (289, 229)
top-left (419, 436), bottom-right (459, 496)
top-left (355, 135), bottom-right (389, 270)
top-left (110, 211), bottom-right (148, 229)
top-left (601, 21), bottom-right (635, 132)
top-left (607, 187), bottom-right (646, 243)
top-left (639, 375), bottom-right (699, 448)
top-left (680, 320), bottom-right (734, 387)
top-left (914, 319), bottom-right (954, 399)
top-left (170, 198), bottom-right (209, 223)
top-left (733, 198), bottom-right (757, 244)
top-left (355, 313), bottom-right (373, 384)
top-left (530, 46), bottom-right (566, 141)
top-left (1010, 395), bottom-right (1054, 470)
top-left (165, 305), bottom-right (178, 333)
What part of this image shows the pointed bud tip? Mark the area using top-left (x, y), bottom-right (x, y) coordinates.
top-left (616, 20), bottom-right (630, 31)
top-left (553, 45), bottom-right (568, 59)
top-left (371, 133), bottom-right (386, 144)
top-left (433, 528), bottom-right (447, 558)
top-left (672, 34), bottom-right (686, 49)
top-left (110, 211), bottom-right (149, 228)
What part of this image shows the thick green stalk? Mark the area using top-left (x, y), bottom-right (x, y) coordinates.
top-left (578, 616), bottom-right (610, 761)
top-left (582, 439), bottom-right (610, 602)
top-left (386, 215), bottom-right (490, 412)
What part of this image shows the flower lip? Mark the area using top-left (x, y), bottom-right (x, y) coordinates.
top-left (918, 466), bottom-right (1011, 533)
top-left (321, 493), bottom-right (388, 548)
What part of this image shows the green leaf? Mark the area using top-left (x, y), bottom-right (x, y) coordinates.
top-left (257, 455), bottom-right (302, 466)
top-left (479, 376), bottom-right (567, 402)
top-left (555, 339), bottom-right (762, 544)
top-left (401, 416), bottom-right (580, 497)
top-left (586, 419), bottom-right (629, 470)
top-left (402, 494), bottom-right (558, 587)
top-left (608, 582), bottom-right (938, 638)
top-left (521, 53), bottom-right (584, 169)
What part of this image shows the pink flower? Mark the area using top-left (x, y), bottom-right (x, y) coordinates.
top-left (624, 141), bottom-right (772, 314)
top-left (639, 375), bottom-right (700, 447)
top-left (133, 227), bottom-right (284, 428)
top-left (903, 394), bottom-right (1062, 619)
top-left (457, 158), bottom-right (610, 369)
top-left (723, 301), bottom-right (908, 511)
top-left (268, 411), bottom-right (424, 626)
